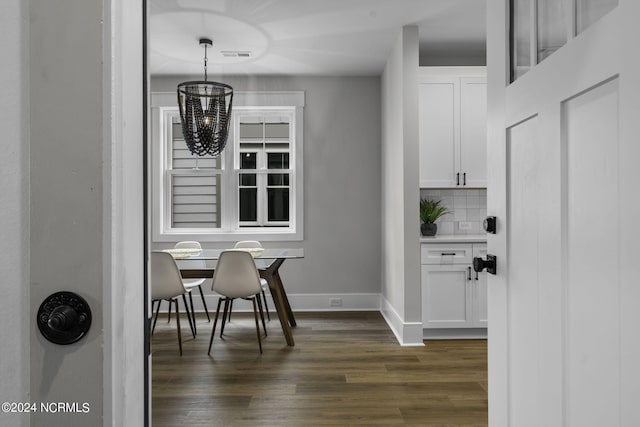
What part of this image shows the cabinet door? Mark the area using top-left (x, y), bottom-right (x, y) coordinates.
top-left (459, 77), bottom-right (487, 187)
top-left (422, 264), bottom-right (473, 328)
top-left (418, 78), bottom-right (458, 187)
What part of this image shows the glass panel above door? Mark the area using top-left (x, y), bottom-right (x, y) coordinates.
top-left (511, 0), bottom-right (532, 81)
top-left (537, 0), bottom-right (568, 63)
top-left (576, 0), bottom-right (618, 34)
top-left (511, 0), bottom-right (620, 83)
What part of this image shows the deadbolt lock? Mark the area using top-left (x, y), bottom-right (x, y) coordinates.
top-left (473, 255), bottom-right (497, 275)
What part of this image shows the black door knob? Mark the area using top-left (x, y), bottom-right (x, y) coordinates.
top-left (37, 291), bottom-right (92, 345)
top-left (473, 255), bottom-right (497, 275)
top-left (483, 216), bottom-right (497, 234)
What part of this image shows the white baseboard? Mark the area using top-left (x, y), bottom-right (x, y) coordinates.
top-left (379, 296), bottom-right (425, 347)
top-left (423, 328), bottom-right (487, 340)
top-left (164, 292), bottom-right (381, 313)
top-left (156, 293), bottom-right (432, 347)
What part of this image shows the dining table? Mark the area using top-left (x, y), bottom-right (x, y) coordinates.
top-left (165, 247), bottom-right (303, 346)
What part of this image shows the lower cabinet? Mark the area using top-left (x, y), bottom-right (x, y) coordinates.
top-left (421, 242), bottom-right (487, 337)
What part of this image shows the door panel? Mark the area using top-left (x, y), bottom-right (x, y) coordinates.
top-left (563, 78), bottom-right (620, 426)
top-left (507, 117), bottom-right (541, 427)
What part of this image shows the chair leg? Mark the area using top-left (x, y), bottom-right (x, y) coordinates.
top-left (252, 297), bottom-right (263, 354)
top-left (208, 298), bottom-right (224, 355)
top-left (220, 298), bottom-right (231, 337)
top-left (188, 291), bottom-right (197, 335)
top-left (261, 290), bottom-right (271, 321)
top-left (197, 285), bottom-right (210, 322)
top-left (151, 299), bottom-right (162, 334)
top-left (167, 299), bottom-right (172, 323)
top-left (174, 299), bottom-right (183, 356)
top-left (181, 294), bottom-right (196, 338)
top-left (182, 294), bottom-right (196, 338)
top-left (227, 299), bottom-right (233, 323)
top-left (256, 295), bottom-right (267, 336)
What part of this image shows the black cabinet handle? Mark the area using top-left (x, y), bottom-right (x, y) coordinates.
top-left (467, 266), bottom-right (472, 281)
top-left (475, 271), bottom-right (479, 280)
top-left (463, 172), bottom-right (466, 186)
top-left (441, 252), bottom-right (457, 256)
top-left (456, 172), bottom-right (460, 186)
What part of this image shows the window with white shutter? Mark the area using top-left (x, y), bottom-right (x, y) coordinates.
top-left (152, 92), bottom-right (304, 242)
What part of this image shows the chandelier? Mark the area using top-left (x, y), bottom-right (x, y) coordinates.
top-left (177, 38), bottom-right (233, 157)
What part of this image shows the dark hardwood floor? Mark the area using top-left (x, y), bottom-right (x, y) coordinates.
top-left (152, 311), bottom-right (487, 427)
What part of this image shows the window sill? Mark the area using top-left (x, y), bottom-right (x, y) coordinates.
top-left (152, 228), bottom-right (303, 243)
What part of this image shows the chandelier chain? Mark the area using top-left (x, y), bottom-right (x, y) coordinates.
top-left (203, 43), bottom-right (208, 81)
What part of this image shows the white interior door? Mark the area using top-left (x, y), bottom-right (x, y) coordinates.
top-left (487, 1), bottom-right (640, 426)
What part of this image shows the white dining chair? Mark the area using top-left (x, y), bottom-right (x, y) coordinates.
top-left (208, 250), bottom-right (268, 354)
top-left (233, 240), bottom-right (270, 321)
top-left (151, 251), bottom-right (193, 356)
top-left (173, 241), bottom-right (211, 331)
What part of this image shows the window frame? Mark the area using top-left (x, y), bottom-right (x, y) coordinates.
top-left (151, 91), bottom-right (304, 242)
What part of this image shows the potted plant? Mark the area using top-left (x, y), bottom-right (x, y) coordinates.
top-left (420, 198), bottom-right (450, 236)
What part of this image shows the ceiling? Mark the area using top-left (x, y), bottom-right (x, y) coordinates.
top-left (149, 0), bottom-right (486, 76)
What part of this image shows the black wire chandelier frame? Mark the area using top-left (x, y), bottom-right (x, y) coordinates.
top-left (177, 38), bottom-right (233, 158)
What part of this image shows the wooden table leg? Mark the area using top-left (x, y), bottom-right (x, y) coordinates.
top-left (273, 268), bottom-right (296, 327)
top-left (261, 258), bottom-right (295, 346)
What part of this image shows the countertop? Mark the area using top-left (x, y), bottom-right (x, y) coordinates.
top-left (420, 234), bottom-right (487, 243)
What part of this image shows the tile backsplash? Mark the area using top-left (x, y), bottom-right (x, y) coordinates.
top-left (420, 188), bottom-right (487, 235)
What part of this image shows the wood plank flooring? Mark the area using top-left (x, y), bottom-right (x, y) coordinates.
top-left (152, 311), bottom-right (487, 427)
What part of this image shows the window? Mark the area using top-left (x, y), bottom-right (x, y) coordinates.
top-left (236, 112), bottom-right (292, 227)
top-left (510, 0), bottom-right (618, 82)
top-left (151, 91), bottom-right (304, 242)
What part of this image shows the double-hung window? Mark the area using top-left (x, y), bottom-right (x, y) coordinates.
top-left (237, 112), bottom-right (292, 227)
top-left (151, 91), bottom-right (304, 242)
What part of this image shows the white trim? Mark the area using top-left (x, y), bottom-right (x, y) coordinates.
top-left (104, 0), bottom-right (145, 425)
top-left (423, 328), bottom-right (487, 339)
top-left (380, 296), bottom-right (425, 347)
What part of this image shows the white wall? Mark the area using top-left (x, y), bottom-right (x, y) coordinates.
top-left (27, 0), bottom-right (145, 426)
top-left (380, 26), bottom-right (423, 345)
top-left (151, 76), bottom-right (383, 308)
top-left (0, 1), bottom-right (30, 426)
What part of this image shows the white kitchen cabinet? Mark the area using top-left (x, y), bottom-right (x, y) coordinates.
top-left (419, 67), bottom-right (487, 188)
top-left (421, 242), bottom-right (487, 335)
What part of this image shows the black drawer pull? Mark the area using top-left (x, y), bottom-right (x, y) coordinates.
top-left (467, 266), bottom-right (472, 281)
top-left (440, 252), bottom-right (457, 256)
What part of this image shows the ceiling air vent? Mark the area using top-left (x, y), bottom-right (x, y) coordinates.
top-left (221, 51), bottom-right (252, 58)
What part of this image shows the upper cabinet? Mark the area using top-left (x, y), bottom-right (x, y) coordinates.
top-left (419, 67), bottom-right (487, 188)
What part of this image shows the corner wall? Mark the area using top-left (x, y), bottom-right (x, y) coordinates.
top-left (380, 26), bottom-right (423, 345)
top-left (0, 1), bottom-right (30, 426)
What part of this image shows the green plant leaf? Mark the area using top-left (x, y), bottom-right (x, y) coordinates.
top-left (419, 198), bottom-right (450, 224)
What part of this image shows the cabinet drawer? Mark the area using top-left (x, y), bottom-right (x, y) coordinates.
top-left (421, 243), bottom-right (473, 265)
